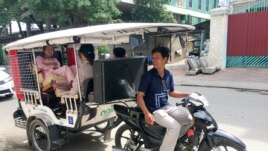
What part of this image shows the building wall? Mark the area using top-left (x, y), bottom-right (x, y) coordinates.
top-left (231, 0), bottom-right (268, 18)
top-left (209, 7), bottom-right (230, 69)
top-left (186, 0), bottom-right (217, 24)
top-left (169, 0), bottom-right (218, 25)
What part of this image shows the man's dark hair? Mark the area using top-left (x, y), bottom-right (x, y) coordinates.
top-left (113, 47), bottom-right (126, 58)
top-left (151, 46), bottom-right (170, 60)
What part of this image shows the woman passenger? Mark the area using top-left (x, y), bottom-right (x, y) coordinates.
top-left (36, 45), bottom-right (75, 84)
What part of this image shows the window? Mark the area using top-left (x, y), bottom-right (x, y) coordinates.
top-left (189, 0), bottom-right (192, 7)
top-left (198, 18), bottom-right (201, 23)
top-left (198, 0), bottom-right (202, 9)
top-left (206, 0), bottom-right (209, 11)
top-left (177, 0), bottom-right (185, 7)
top-left (214, 0), bottom-right (219, 8)
top-left (188, 16), bottom-right (193, 25)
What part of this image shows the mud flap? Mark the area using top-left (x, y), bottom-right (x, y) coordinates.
top-left (49, 125), bottom-right (64, 150)
top-left (103, 129), bottom-right (112, 142)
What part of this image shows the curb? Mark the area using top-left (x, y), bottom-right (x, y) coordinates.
top-left (175, 78), bottom-right (268, 94)
top-left (180, 83), bottom-right (268, 93)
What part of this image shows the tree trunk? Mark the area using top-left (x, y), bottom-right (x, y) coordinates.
top-left (16, 21), bottom-right (24, 38)
top-left (29, 15), bottom-right (44, 33)
top-left (45, 18), bottom-right (51, 31)
top-left (70, 15), bottom-right (75, 27)
top-left (26, 18), bottom-right (32, 37)
top-left (9, 22), bottom-right (12, 35)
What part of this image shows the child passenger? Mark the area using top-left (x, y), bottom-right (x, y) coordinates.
top-left (65, 44), bottom-right (95, 98)
top-left (113, 47), bottom-right (126, 58)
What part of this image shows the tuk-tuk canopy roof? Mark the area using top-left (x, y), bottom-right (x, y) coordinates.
top-left (4, 23), bottom-right (195, 51)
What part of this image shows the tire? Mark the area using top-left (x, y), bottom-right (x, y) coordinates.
top-left (94, 117), bottom-right (122, 133)
top-left (213, 140), bottom-right (245, 151)
top-left (5, 94), bottom-right (13, 98)
top-left (115, 124), bottom-right (146, 150)
top-left (29, 119), bottom-right (52, 151)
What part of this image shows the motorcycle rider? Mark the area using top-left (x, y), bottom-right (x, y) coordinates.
top-left (137, 46), bottom-right (193, 151)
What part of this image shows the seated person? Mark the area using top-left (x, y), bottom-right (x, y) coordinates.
top-left (36, 45), bottom-right (75, 90)
top-left (62, 44), bottom-right (95, 99)
top-left (113, 47), bottom-right (126, 58)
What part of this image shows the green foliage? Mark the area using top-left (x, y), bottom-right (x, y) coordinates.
top-left (0, 0), bottom-right (122, 33)
top-left (0, 49), bottom-right (6, 65)
top-left (97, 45), bottom-right (110, 55)
top-left (132, 0), bottom-right (175, 23)
top-left (28, 0), bottom-right (121, 27)
top-left (0, 0), bottom-right (21, 24)
top-left (87, 0), bottom-right (122, 25)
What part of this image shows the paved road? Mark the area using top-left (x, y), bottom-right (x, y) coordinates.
top-left (1, 86), bottom-right (268, 151)
top-left (177, 86), bottom-right (268, 151)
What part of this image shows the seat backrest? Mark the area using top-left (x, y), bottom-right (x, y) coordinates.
top-left (83, 78), bottom-right (93, 101)
top-left (35, 51), bottom-right (63, 66)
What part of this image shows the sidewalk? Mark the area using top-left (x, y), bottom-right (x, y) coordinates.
top-left (166, 61), bottom-right (268, 92)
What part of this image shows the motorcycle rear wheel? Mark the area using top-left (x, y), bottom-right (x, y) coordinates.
top-left (115, 124), bottom-right (147, 150)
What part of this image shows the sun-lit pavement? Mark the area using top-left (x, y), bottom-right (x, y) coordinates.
top-left (1, 62), bottom-right (268, 150)
top-left (167, 62), bottom-right (268, 92)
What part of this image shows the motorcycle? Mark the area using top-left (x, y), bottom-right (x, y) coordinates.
top-left (113, 92), bottom-right (246, 151)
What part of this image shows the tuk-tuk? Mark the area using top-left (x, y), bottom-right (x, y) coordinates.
top-left (4, 23), bottom-right (194, 151)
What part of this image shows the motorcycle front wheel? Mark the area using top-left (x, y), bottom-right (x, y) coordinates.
top-left (212, 140), bottom-right (245, 151)
top-left (115, 124), bottom-right (147, 151)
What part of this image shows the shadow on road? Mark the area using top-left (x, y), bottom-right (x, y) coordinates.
top-left (0, 96), bottom-right (13, 102)
top-left (59, 129), bottom-right (111, 151)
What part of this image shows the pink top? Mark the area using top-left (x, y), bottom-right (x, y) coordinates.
top-left (36, 56), bottom-right (61, 77)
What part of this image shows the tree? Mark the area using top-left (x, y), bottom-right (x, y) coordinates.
top-left (29, 0), bottom-right (122, 29)
top-left (132, 0), bottom-right (176, 23)
top-left (27, 0), bottom-right (122, 28)
top-left (0, 0), bottom-right (122, 37)
top-left (0, 0), bottom-right (24, 35)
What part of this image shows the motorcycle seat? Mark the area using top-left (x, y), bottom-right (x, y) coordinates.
top-left (129, 107), bottom-right (144, 121)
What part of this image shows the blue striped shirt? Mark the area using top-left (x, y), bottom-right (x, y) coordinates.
top-left (138, 68), bottom-right (174, 113)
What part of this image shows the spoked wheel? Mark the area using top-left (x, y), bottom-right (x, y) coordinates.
top-left (115, 124), bottom-right (147, 151)
top-left (212, 140), bottom-right (246, 151)
top-left (30, 119), bottom-right (51, 151)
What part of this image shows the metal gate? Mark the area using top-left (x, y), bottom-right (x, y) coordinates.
top-left (227, 11), bottom-right (268, 67)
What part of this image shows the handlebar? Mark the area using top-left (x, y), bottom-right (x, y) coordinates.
top-left (176, 97), bottom-right (189, 106)
top-left (176, 102), bottom-right (185, 106)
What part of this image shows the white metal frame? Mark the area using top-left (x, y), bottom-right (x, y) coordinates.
top-left (6, 23), bottom-right (195, 129)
